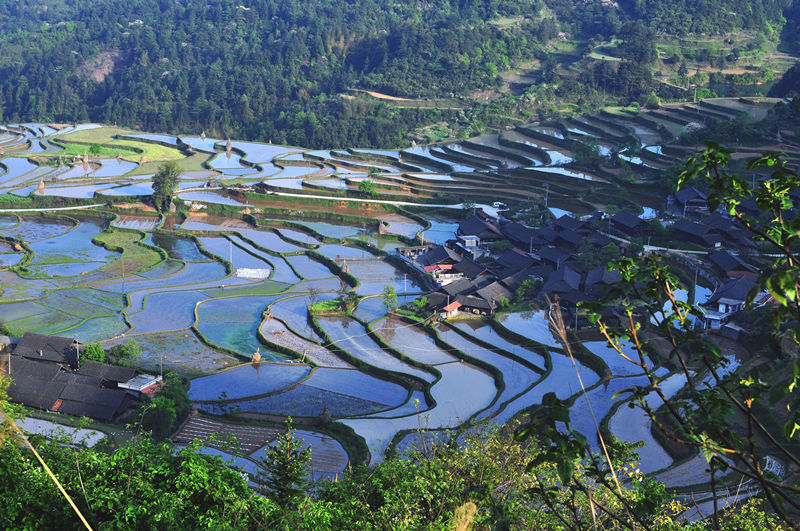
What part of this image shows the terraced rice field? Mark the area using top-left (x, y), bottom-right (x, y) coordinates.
top-left (2, 102), bottom-right (784, 484)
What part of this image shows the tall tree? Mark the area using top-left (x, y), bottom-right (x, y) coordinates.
top-left (255, 418), bottom-right (311, 509)
top-left (151, 160), bottom-right (181, 212)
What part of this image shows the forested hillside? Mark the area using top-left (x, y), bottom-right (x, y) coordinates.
top-left (0, 0), bottom-right (797, 148)
top-left (618, 0), bottom-right (791, 34)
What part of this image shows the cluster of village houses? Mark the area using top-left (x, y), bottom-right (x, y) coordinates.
top-left (0, 333), bottom-right (161, 422)
top-left (401, 186), bottom-right (768, 338)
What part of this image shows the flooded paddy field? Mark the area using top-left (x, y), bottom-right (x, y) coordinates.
top-left (1, 108), bottom-right (770, 479)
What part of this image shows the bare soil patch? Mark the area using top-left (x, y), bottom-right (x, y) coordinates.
top-left (79, 50), bottom-right (121, 83)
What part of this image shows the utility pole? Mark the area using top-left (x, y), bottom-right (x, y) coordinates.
top-left (544, 183), bottom-right (549, 207)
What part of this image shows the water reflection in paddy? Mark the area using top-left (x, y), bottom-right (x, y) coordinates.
top-left (147, 233), bottom-right (207, 261)
top-left (196, 295), bottom-right (287, 359)
top-left (496, 311), bottom-right (559, 347)
top-left (317, 316), bottom-right (434, 382)
top-left (92, 159), bottom-right (138, 177)
top-left (127, 290), bottom-right (209, 334)
top-left (189, 363), bottom-right (311, 402)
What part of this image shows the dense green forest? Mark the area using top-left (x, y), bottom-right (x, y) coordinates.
top-left (0, 0), bottom-right (797, 148)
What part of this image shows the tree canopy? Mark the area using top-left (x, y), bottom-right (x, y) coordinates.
top-left (151, 160), bottom-right (181, 212)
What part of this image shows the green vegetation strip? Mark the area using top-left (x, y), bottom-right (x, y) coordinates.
top-left (93, 228), bottom-right (166, 276)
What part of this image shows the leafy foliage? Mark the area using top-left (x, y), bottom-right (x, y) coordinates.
top-left (382, 284), bottom-right (398, 311)
top-left (79, 342), bottom-right (106, 364)
top-left (255, 418), bottom-right (311, 510)
top-left (151, 160), bottom-right (181, 213)
top-left (520, 142), bottom-right (800, 528)
top-left (617, 0), bottom-right (791, 35)
top-left (0, 435), bottom-right (276, 529)
top-left (109, 338), bottom-right (141, 364)
top-left (357, 179), bottom-right (377, 196)
top-left (139, 372), bottom-right (190, 439)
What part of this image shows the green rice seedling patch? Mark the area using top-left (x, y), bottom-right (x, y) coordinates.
top-left (5, 307), bottom-right (82, 336)
top-left (66, 315), bottom-right (129, 343)
top-left (105, 331), bottom-right (239, 376)
top-left (94, 229), bottom-right (163, 275)
top-left (57, 126), bottom-right (187, 163)
top-left (199, 281), bottom-right (289, 299)
top-left (0, 271), bottom-right (55, 300)
top-left (0, 301), bottom-right (50, 323)
top-left (0, 194), bottom-right (32, 206)
top-left (40, 288), bottom-right (124, 318)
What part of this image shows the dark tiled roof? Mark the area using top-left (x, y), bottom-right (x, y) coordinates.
top-left (7, 367), bottom-right (66, 410)
top-left (452, 257), bottom-right (488, 279)
top-left (458, 215), bottom-right (503, 239)
top-left (611, 210), bottom-right (646, 230)
top-left (502, 221), bottom-right (536, 245)
top-left (673, 220), bottom-right (723, 246)
top-left (14, 332), bottom-right (78, 367)
top-left (700, 213), bottom-right (736, 232)
top-left (538, 246), bottom-right (569, 266)
top-left (584, 231), bottom-right (612, 247)
top-left (476, 282), bottom-right (514, 305)
top-left (554, 229), bottom-right (583, 248)
top-left (707, 250), bottom-right (755, 274)
top-left (457, 294), bottom-right (493, 310)
top-left (705, 276), bottom-right (758, 306)
top-left (6, 340), bottom-right (140, 422)
top-left (442, 278), bottom-right (476, 297)
top-left (77, 360), bottom-right (137, 383)
top-left (426, 292), bottom-right (449, 309)
top-left (585, 266), bottom-right (622, 288)
top-left (552, 215), bottom-right (584, 232)
top-left (674, 187), bottom-right (707, 204)
top-left (499, 270), bottom-right (531, 291)
top-left (7, 355), bottom-right (62, 381)
top-left (418, 245), bottom-right (462, 267)
top-left (542, 266), bottom-right (582, 294)
top-left (496, 248), bottom-right (535, 271)
top-left (532, 226), bottom-right (559, 245)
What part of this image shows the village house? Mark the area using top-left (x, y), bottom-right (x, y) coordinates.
top-left (457, 214), bottom-right (503, 244)
top-left (707, 250), bottom-right (758, 281)
top-left (700, 276), bottom-right (758, 330)
top-left (672, 219), bottom-right (723, 249)
top-left (4, 333), bottom-right (160, 423)
top-left (668, 186), bottom-right (709, 217)
top-left (699, 213), bottom-right (756, 250)
top-left (610, 210), bottom-right (649, 238)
